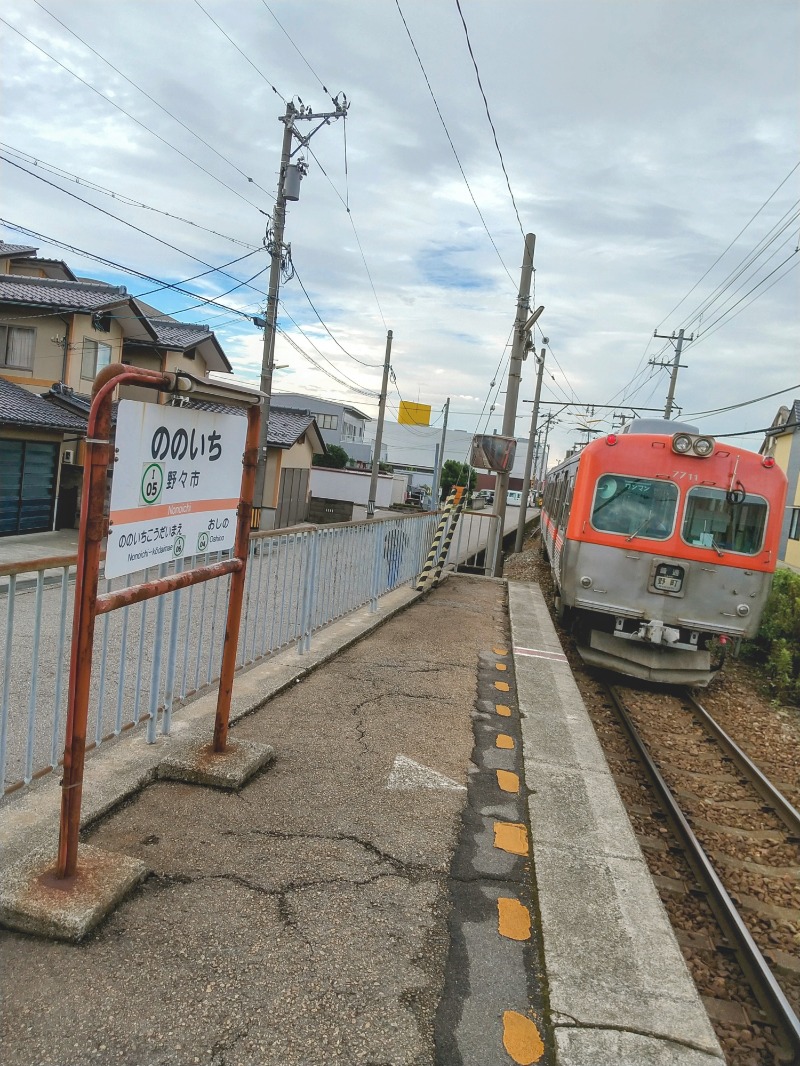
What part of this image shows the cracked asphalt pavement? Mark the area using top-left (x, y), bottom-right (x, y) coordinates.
top-left (1, 576), bottom-right (508, 1066)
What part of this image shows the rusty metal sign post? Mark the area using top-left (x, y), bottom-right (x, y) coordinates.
top-left (57, 364), bottom-right (263, 880)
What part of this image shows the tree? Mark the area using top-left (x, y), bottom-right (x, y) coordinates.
top-left (313, 445), bottom-right (350, 469)
top-left (439, 460), bottom-right (476, 500)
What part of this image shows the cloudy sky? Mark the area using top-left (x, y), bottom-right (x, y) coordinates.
top-left (2, 0), bottom-right (798, 464)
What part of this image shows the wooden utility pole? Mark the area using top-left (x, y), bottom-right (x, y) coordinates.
top-left (492, 233), bottom-right (540, 577)
top-left (367, 330), bottom-right (393, 516)
top-left (651, 327), bottom-right (693, 420)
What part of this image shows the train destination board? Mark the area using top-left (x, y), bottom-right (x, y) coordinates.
top-left (105, 399), bottom-right (247, 580)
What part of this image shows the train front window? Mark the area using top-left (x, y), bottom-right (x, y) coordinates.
top-left (591, 475), bottom-right (677, 539)
top-left (681, 487), bottom-right (767, 555)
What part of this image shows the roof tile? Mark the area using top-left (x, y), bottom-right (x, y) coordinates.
top-left (0, 377), bottom-right (87, 431)
top-left (0, 274), bottom-right (126, 311)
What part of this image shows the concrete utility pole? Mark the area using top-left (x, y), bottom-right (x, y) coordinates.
top-left (430, 397), bottom-right (450, 509)
top-left (367, 330), bottom-right (393, 516)
top-left (492, 233), bottom-right (540, 577)
top-left (651, 327), bottom-right (693, 421)
top-left (514, 346), bottom-right (546, 554)
top-left (252, 96), bottom-right (349, 529)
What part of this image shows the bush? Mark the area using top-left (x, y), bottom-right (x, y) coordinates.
top-left (746, 568), bottom-right (800, 703)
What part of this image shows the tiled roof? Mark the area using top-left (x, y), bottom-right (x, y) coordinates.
top-left (268, 406), bottom-right (318, 449)
top-left (147, 318), bottom-right (212, 349)
top-left (0, 242), bottom-right (38, 258)
top-left (0, 377), bottom-right (88, 432)
top-left (0, 274), bottom-right (126, 311)
top-left (178, 401), bottom-right (315, 449)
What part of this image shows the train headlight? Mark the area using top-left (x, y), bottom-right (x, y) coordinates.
top-left (692, 436), bottom-right (714, 457)
top-left (672, 433), bottom-right (693, 454)
top-left (580, 576), bottom-right (593, 588)
top-left (736, 604), bottom-right (750, 617)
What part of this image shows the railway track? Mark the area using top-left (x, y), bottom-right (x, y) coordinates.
top-left (605, 682), bottom-right (800, 1065)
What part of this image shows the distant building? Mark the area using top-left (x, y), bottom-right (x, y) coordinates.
top-left (272, 392), bottom-right (381, 466)
top-left (761, 400), bottom-right (800, 568)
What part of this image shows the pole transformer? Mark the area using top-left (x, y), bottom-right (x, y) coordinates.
top-left (252, 95), bottom-right (349, 529)
top-left (367, 330), bottom-right (393, 516)
top-left (492, 233), bottom-right (539, 577)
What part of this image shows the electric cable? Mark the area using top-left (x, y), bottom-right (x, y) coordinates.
top-left (291, 264), bottom-right (383, 367)
top-left (393, 0), bottom-right (516, 289)
top-left (453, 0), bottom-right (526, 241)
top-left (0, 15), bottom-right (271, 216)
top-left (0, 143), bottom-right (259, 250)
top-left (30, 0), bottom-right (276, 202)
top-left (192, 0), bottom-right (287, 104)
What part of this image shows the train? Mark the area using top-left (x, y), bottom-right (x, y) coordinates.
top-left (539, 418), bottom-right (788, 685)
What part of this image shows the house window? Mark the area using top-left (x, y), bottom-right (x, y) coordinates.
top-left (0, 325), bottom-right (36, 369)
top-left (789, 508), bottom-right (800, 541)
top-left (81, 339), bottom-right (112, 380)
top-left (317, 414), bottom-right (338, 431)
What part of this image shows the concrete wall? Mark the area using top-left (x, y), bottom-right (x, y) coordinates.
top-left (310, 467), bottom-right (395, 508)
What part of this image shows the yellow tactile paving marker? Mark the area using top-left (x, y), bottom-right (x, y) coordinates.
top-left (494, 679), bottom-right (510, 692)
top-left (495, 703), bottom-right (512, 717)
top-left (495, 662), bottom-right (508, 671)
top-left (502, 1011), bottom-right (545, 1064)
top-left (493, 821), bottom-right (529, 856)
top-left (495, 733), bottom-right (514, 749)
top-left (496, 769), bottom-right (520, 793)
top-left (493, 646), bottom-right (508, 656)
top-left (497, 897), bottom-right (531, 941)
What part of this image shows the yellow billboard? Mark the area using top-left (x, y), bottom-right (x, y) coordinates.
top-left (398, 400), bottom-right (431, 426)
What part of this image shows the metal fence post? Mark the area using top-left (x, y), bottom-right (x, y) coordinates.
top-left (370, 519), bottom-right (384, 612)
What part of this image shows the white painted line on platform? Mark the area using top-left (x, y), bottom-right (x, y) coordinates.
top-left (513, 646), bottom-right (568, 663)
top-left (387, 754), bottom-right (467, 791)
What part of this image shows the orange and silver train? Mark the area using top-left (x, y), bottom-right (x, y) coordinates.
top-left (540, 419), bottom-right (788, 685)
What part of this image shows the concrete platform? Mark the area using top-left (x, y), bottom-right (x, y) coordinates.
top-left (508, 581), bottom-right (725, 1065)
top-left (158, 737), bottom-right (275, 789)
top-left (0, 844), bottom-right (147, 942)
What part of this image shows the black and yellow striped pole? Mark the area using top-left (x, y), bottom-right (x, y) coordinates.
top-left (415, 491), bottom-right (456, 591)
top-left (430, 491), bottom-right (468, 588)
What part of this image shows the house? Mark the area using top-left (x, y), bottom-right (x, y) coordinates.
top-left (261, 407), bottom-right (326, 527)
top-left (0, 241), bottom-right (235, 535)
top-left (272, 392), bottom-right (379, 466)
top-left (761, 399), bottom-right (800, 568)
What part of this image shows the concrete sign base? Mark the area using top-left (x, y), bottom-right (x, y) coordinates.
top-left (158, 738), bottom-right (275, 790)
top-left (0, 844), bottom-right (147, 942)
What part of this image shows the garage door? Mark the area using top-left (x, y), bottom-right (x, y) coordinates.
top-left (0, 440), bottom-right (59, 536)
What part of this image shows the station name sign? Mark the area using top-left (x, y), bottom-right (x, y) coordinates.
top-left (105, 399), bottom-right (247, 580)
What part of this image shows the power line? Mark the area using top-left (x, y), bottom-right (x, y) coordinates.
top-left (258, 0), bottom-right (339, 108)
top-left (0, 220), bottom-right (260, 322)
top-left (2, 155), bottom-right (273, 301)
top-left (193, 0), bottom-right (286, 103)
top-left (393, 0), bottom-right (516, 289)
top-left (0, 142), bottom-right (259, 250)
top-left (657, 159), bottom-right (800, 328)
top-left (683, 383), bottom-right (800, 420)
top-left (0, 14), bottom-right (271, 216)
top-left (453, 0), bottom-right (526, 241)
top-left (31, 0), bottom-right (276, 203)
top-left (292, 264), bottom-right (382, 368)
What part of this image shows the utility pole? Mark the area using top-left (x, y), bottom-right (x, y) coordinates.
top-left (492, 233), bottom-right (541, 577)
top-left (537, 414), bottom-right (555, 483)
top-left (252, 95), bottom-right (349, 529)
top-left (514, 345), bottom-right (546, 553)
top-left (367, 330), bottom-right (393, 516)
top-left (430, 397), bottom-right (450, 509)
top-left (651, 327), bottom-right (693, 421)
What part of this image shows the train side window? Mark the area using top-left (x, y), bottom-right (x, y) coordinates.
top-left (681, 487), bottom-right (768, 555)
top-left (591, 474), bottom-right (678, 539)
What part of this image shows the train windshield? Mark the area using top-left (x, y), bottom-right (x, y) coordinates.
top-left (591, 475), bottom-right (678, 539)
top-left (681, 487), bottom-right (768, 555)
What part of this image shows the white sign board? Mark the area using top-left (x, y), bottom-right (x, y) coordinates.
top-left (105, 399), bottom-right (248, 580)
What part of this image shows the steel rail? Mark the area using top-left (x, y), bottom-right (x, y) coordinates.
top-left (686, 692), bottom-right (800, 837)
top-left (606, 684), bottom-right (800, 1059)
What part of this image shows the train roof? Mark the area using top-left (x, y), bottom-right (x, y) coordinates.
top-left (620, 417), bottom-right (699, 435)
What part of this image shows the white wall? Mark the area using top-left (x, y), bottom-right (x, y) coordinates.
top-left (310, 467), bottom-right (396, 508)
